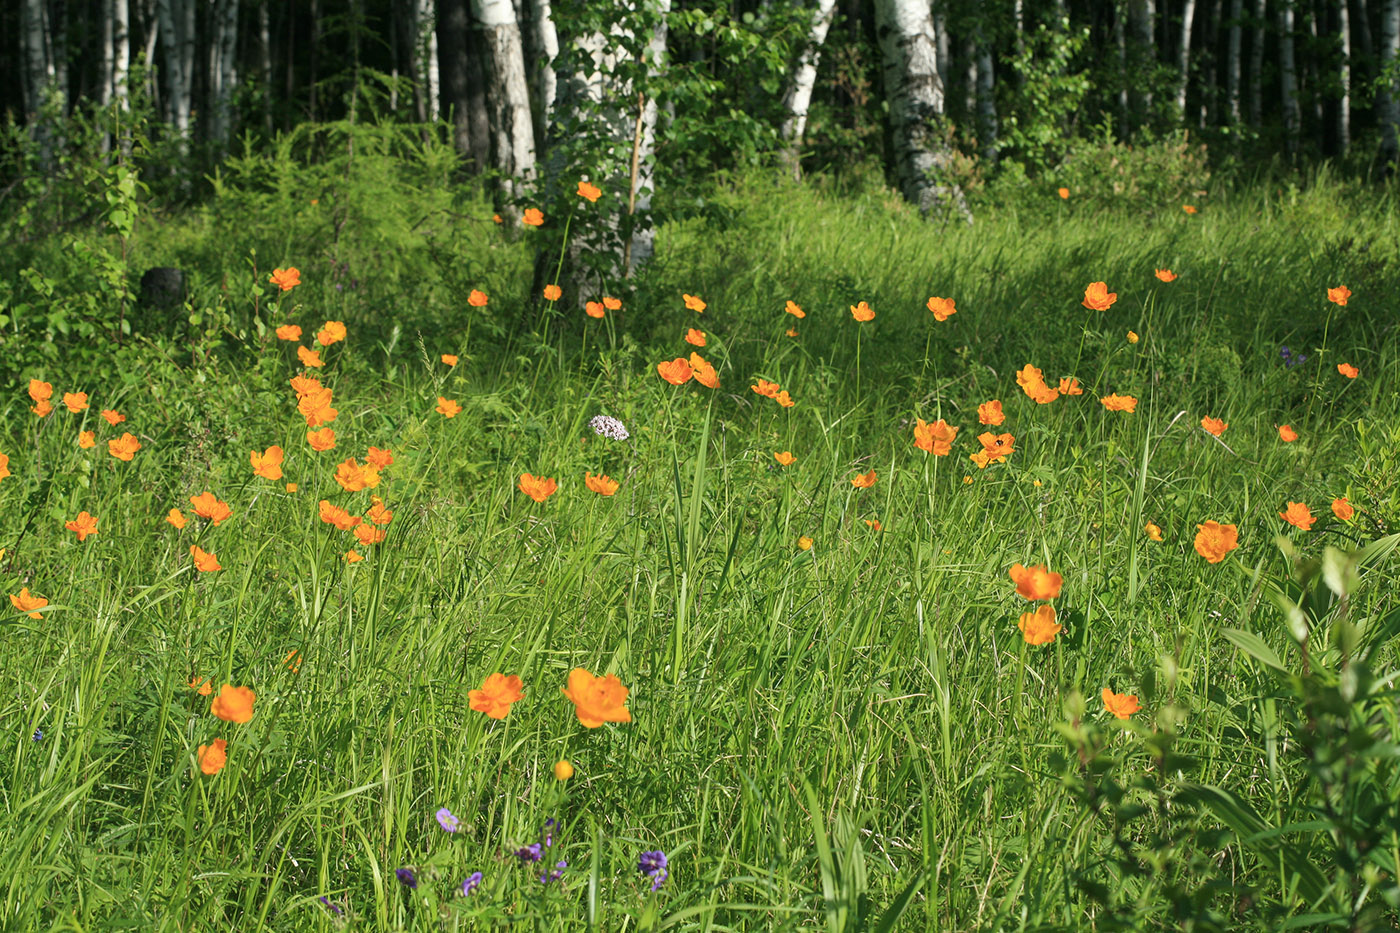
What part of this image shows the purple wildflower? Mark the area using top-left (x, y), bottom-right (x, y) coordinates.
top-left (639, 850), bottom-right (669, 891)
top-left (461, 871), bottom-right (483, 895)
top-left (395, 868), bottom-right (418, 889)
top-left (317, 896), bottom-right (344, 916)
top-left (541, 859), bottom-right (567, 884)
top-left (514, 843), bottom-right (543, 863)
top-left (435, 807), bottom-right (460, 833)
top-left (589, 414), bottom-right (629, 441)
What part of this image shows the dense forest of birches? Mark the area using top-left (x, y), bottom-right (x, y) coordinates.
top-left (3, 0), bottom-right (1400, 207)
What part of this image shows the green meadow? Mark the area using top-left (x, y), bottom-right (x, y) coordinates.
top-left (3, 163), bottom-right (1400, 931)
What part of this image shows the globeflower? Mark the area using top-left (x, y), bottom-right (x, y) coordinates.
top-left (577, 180), bottom-right (601, 202)
top-left (334, 458), bottom-right (381, 492)
top-left (318, 500), bottom-right (362, 531)
top-left (849, 301), bottom-right (874, 322)
top-left (251, 446), bottom-right (284, 480)
top-left (683, 293), bottom-right (706, 312)
top-left (518, 473), bottom-right (558, 503)
top-left (269, 267), bottom-right (301, 291)
top-left (166, 509), bottom-right (188, 529)
top-left (63, 392), bottom-right (88, 412)
top-left (1337, 363), bottom-right (1359, 379)
top-left (1278, 424), bottom-right (1299, 443)
top-left (851, 469), bottom-right (877, 488)
top-left (211, 684), bottom-right (255, 723)
top-left (1201, 416), bottom-right (1227, 436)
top-left (1018, 605), bottom-right (1062, 645)
top-left (189, 491), bottom-right (233, 525)
top-left (977, 400), bottom-right (1004, 425)
top-left (437, 397), bottom-right (462, 418)
top-left (926, 296), bottom-right (956, 321)
top-left (585, 472), bottom-right (620, 495)
top-left (1280, 501), bottom-right (1315, 531)
top-left (561, 667), bottom-right (631, 728)
top-left (1100, 393), bottom-right (1138, 412)
top-left (101, 409), bottom-right (125, 425)
top-left (1327, 285), bottom-right (1351, 306)
top-left (276, 324), bottom-right (302, 341)
top-left (297, 346), bottom-right (324, 368)
top-left (543, 284), bottom-right (562, 301)
top-left (468, 673), bottom-right (525, 719)
top-left (306, 427), bottom-right (336, 451)
top-left (685, 328), bottom-right (706, 347)
top-left (10, 588), bottom-right (47, 619)
top-left (970, 432), bottom-right (1014, 468)
top-left (108, 433), bottom-right (141, 461)
top-left (1008, 563), bottom-right (1062, 601)
top-left (774, 451), bottom-right (796, 466)
top-left (65, 511), bottom-right (99, 541)
top-left (913, 418), bottom-right (956, 456)
top-left (1102, 688), bottom-right (1140, 719)
top-left (190, 545), bottom-right (222, 572)
top-left (1082, 281), bottom-right (1117, 311)
top-left (1332, 497), bottom-right (1354, 521)
top-left (1145, 522), bottom-right (1163, 541)
top-left (689, 353), bottom-right (720, 389)
top-left (522, 208), bottom-right (544, 226)
top-left (1193, 521), bottom-right (1238, 563)
top-left (78, 431), bottom-right (95, 448)
top-left (657, 358), bottom-right (693, 385)
top-left (468, 289), bottom-right (488, 307)
top-left (1154, 269), bottom-right (1177, 282)
top-left (316, 320), bottom-right (347, 346)
top-left (785, 300), bottom-right (805, 319)
top-left (198, 738), bottom-right (228, 775)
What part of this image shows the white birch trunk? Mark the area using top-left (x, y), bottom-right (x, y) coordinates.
top-left (975, 28), bottom-right (997, 162)
top-left (874, 0), bottom-right (970, 221)
top-left (529, 0), bottom-right (559, 143)
top-left (1337, 0), bottom-right (1350, 154)
top-left (21, 0), bottom-right (52, 119)
top-left (1226, 0), bottom-right (1241, 121)
top-left (114, 0), bottom-right (130, 110)
top-left (1248, 0), bottom-right (1264, 125)
top-left (258, 0), bottom-right (272, 132)
top-left (421, 0), bottom-right (441, 119)
top-left (472, 0), bottom-right (537, 191)
top-left (627, 0), bottom-right (670, 275)
top-left (102, 0), bottom-right (115, 108)
top-left (1382, 0), bottom-right (1400, 165)
top-left (779, 0), bottom-right (839, 175)
top-left (1115, 1), bottom-right (1129, 135)
top-left (1176, 0), bottom-right (1197, 114)
top-left (1279, 0), bottom-right (1300, 153)
top-left (156, 0), bottom-right (191, 136)
top-left (209, 0), bottom-right (240, 147)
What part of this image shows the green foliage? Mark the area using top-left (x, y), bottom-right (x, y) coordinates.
top-left (999, 20), bottom-right (1092, 176)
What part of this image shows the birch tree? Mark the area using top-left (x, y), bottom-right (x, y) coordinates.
top-left (873, 0), bottom-right (970, 222)
top-left (1382, 0), bottom-right (1400, 166)
top-left (208, 0), bottom-right (241, 147)
top-left (528, 0), bottom-right (561, 150)
top-left (1337, 0), bottom-right (1350, 155)
top-left (779, 0), bottom-right (839, 177)
top-left (1176, 0), bottom-right (1198, 114)
top-left (975, 24), bottom-right (998, 163)
top-left (156, 0), bottom-right (192, 136)
top-left (419, 0), bottom-right (442, 120)
top-left (1279, 0), bottom-right (1300, 154)
top-left (437, 0), bottom-right (492, 169)
top-left (626, 0), bottom-right (671, 275)
top-left (113, 0), bottom-right (131, 112)
top-left (472, 0), bottom-right (538, 191)
top-left (1248, 0), bottom-right (1265, 126)
top-left (21, 0), bottom-right (55, 121)
top-left (1128, 0), bottom-right (1156, 122)
top-left (1225, 0), bottom-right (1241, 121)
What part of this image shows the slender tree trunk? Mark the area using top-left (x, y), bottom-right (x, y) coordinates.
top-left (21, 0), bottom-right (52, 120)
top-left (259, 0), bottom-right (272, 134)
top-left (1200, 0), bottom-right (1219, 125)
top-left (961, 33), bottom-right (976, 122)
top-left (1248, 0), bottom-right (1265, 126)
top-left (1280, 0), bottom-right (1300, 153)
top-left (627, 0), bottom-right (671, 275)
top-left (1381, 0), bottom-right (1399, 166)
top-left (1129, 0), bottom-right (1156, 123)
top-left (102, 0), bottom-right (116, 108)
top-left (114, 0), bottom-right (130, 110)
top-left (1116, 0), bottom-right (1130, 136)
top-left (438, 0), bottom-right (473, 157)
top-left (421, 0), bottom-right (441, 120)
top-left (933, 4), bottom-right (949, 86)
top-left (1226, 0), bottom-right (1242, 120)
top-left (1308, 0), bottom-right (1323, 127)
top-left (472, 0), bottom-right (537, 194)
top-left (156, 0), bottom-right (191, 136)
top-left (975, 25), bottom-right (997, 162)
top-left (528, 0), bottom-right (559, 152)
top-left (779, 0), bottom-right (839, 176)
top-left (1177, 0), bottom-right (1198, 113)
top-left (873, 0), bottom-right (970, 221)
top-left (1337, 0), bottom-right (1350, 154)
top-left (209, 0), bottom-right (239, 147)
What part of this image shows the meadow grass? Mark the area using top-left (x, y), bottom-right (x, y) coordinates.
top-left (2, 169), bottom-right (1399, 931)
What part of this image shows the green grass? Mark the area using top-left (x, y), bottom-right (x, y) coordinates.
top-left (2, 168), bottom-right (1399, 931)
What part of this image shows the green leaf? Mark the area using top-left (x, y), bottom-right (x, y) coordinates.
top-left (1221, 627), bottom-right (1288, 673)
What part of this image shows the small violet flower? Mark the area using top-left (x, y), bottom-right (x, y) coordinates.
top-left (395, 868), bottom-right (418, 889)
top-left (514, 843), bottom-right (543, 864)
top-left (461, 871), bottom-right (483, 895)
top-left (541, 859), bottom-right (567, 884)
top-left (639, 850), bottom-right (669, 891)
top-left (436, 807), bottom-right (460, 833)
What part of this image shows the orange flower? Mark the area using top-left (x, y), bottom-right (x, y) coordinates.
top-left (1193, 520), bottom-right (1239, 563)
top-left (865, 518), bottom-right (883, 531)
top-left (1337, 363), bottom-right (1359, 379)
top-left (366, 496), bottom-right (394, 525)
top-left (166, 509), bottom-right (188, 529)
top-left (689, 353), bottom-right (720, 388)
top-left (31, 399), bottom-right (52, 417)
top-left (437, 397), bottom-right (462, 418)
top-left (522, 208), bottom-right (544, 226)
top-left (62, 392), bottom-right (88, 412)
top-left (10, 588), bottom-right (47, 619)
top-left (290, 374), bottom-right (322, 398)
top-left (306, 427), bottom-right (336, 451)
top-left (751, 379), bottom-right (780, 398)
top-left (797, 535), bottom-right (813, 550)
top-left (543, 284), bottom-right (562, 301)
top-left (318, 500), bottom-right (362, 531)
top-left (1332, 497), bottom-right (1354, 521)
top-left (108, 433), bottom-right (140, 461)
top-left (785, 328), bottom-right (799, 337)
top-left (603, 296), bottom-right (622, 311)
top-left (1182, 204), bottom-right (1198, 215)
top-left (1100, 393), bottom-right (1138, 412)
top-left (78, 430), bottom-right (95, 448)
top-left (851, 469), bottom-right (877, 488)
top-left (1057, 186), bottom-right (1070, 199)
top-left (978, 400), bottom-right (1005, 426)
top-left (353, 524), bottom-right (386, 545)
top-left (1278, 424), bottom-right (1299, 443)
top-left (926, 296), bottom-right (957, 321)
top-left (210, 684), bottom-right (255, 723)
top-left (469, 673), bottom-right (525, 719)
top-left (585, 300), bottom-right (606, 318)
top-left (284, 649), bottom-right (303, 672)
top-left (775, 390), bottom-right (795, 408)
top-left (1008, 563), bottom-right (1063, 600)
top-left (65, 511), bottom-right (98, 541)
top-left (1127, 331), bottom-right (1139, 344)
top-left (554, 760), bottom-right (574, 781)
top-left (492, 213), bottom-right (502, 224)
top-left (1200, 416), bottom-right (1227, 436)
top-left (585, 472), bottom-right (620, 495)
top-left (1280, 501), bottom-right (1315, 530)
top-left (785, 300), bottom-right (806, 319)
top-left (657, 358), bottom-right (693, 385)
top-left (519, 473), bottom-right (558, 503)
top-left (913, 418), bottom-right (957, 456)
top-left (849, 300), bottom-right (875, 322)
top-left (1102, 687), bottom-right (1140, 719)
top-left (1327, 285), bottom-right (1351, 306)
top-left (1154, 269), bottom-right (1177, 282)
top-left (365, 447), bottom-right (394, 470)
top-left (285, 483), bottom-right (298, 493)
top-left (1016, 364), bottom-right (1058, 403)
top-left (441, 353), bottom-right (458, 366)
top-left (28, 379), bottom-right (53, 403)
top-left (334, 458), bottom-right (381, 492)
top-left (189, 676), bottom-right (213, 696)
top-left (685, 328), bottom-right (706, 347)
top-left (316, 320), bottom-right (347, 346)
top-left (344, 549), bottom-right (364, 563)
top-left (774, 451), bottom-right (796, 466)
top-left (276, 324), bottom-right (302, 341)
top-left (251, 446), bottom-right (284, 480)
top-left (298, 386), bottom-right (337, 427)
top-left (191, 545), bottom-right (222, 572)
top-left (970, 431), bottom-right (1015, 468)
top-left (298, 346), bottom-right (325, 368)
top-left (577, 180), bottom-right (601, 202)
top-left (189, 492), bottom-right (232, 525)
top-left (561, 667), bottom-right (631, 728)
top-left (1081, 281), bottom-right (1117, 311)
top-left (468, 289), bottom-right (489, 307)
top-left (198, 738), bottom-right (228, 775)
top-left (269, 267), bottom-right (301, 291)
top-left (683, 293), bottom-right (707, 312)
top-left (1145, 522), bottom-right (1163, 541)
top-left (101, 409), bottom-right (125, 425)
top-left (1018, 605), bottom-right (1062, 645)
